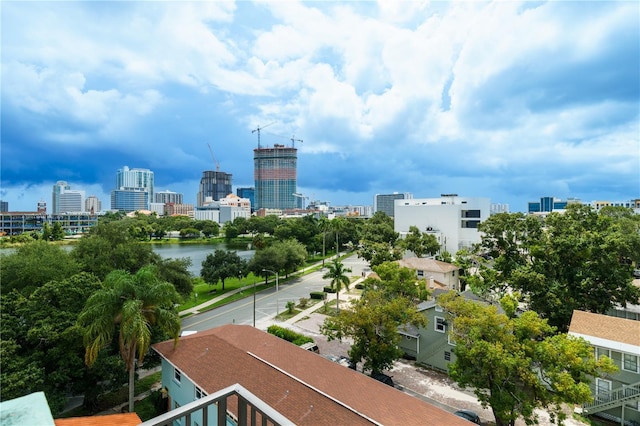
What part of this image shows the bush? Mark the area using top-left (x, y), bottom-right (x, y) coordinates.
top-left (310, 291), bottom-right (325, 300)
top-left (286, 300), bottom-right (295, 314)
top-left (267, 325), bottom-right (313, 346)
top-left (323, 286), bottom-right (336, 293)
top-left (298, 297), bottom-right (309, 308)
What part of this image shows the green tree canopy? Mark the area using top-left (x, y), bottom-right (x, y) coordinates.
top-left (473, 205), bottom-right (640, 331)
top-left (201, 250), bottom-right (248, 290)
top-left (1, 240), bottom-right (81, 295)
top-left (156, 257), bottom-right (194, 297)
top-left (438, 291), bottom-right (616, 426)
top-left (401, 225), bottom-right (440, 258)
top-left (321, 289), bottom-right (426, 375)
top-left (71, 221), bottom-right (160, 279)
top-left (368, 261), bottom-right (428, 301)
top-left (78, 265), bottom-right (182, 412)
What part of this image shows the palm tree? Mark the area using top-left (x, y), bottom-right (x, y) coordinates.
top-left (78, 265), bottom-right (181, 412)
top-left (322, 259), bottom-right (352, 314)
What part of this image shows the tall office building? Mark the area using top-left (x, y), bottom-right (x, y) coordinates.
top-left (156, 190), bottom-right (183, 205)
top-left (197, 171), bottom-right (232, 206)
top-left (0, 200), bottom-right (8, 212)
top-left (52, 181), bottom-right (71, 213)
top-left (59, 190), bottom-right (85, 212)
top-left (237, 187), bottom-right (255, 211)
top-left (116, 166), bottom-right (154, 201)
top-left (254, 144), bottom-right (297, 210)
top-left (111, 188), bottom-right (149, 212)
top-left (85, 195), bottom-right (102, 214)
top-left (374, 192), bottom-right (413, 218)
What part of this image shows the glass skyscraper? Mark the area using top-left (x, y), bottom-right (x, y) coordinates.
top-left (198, 171), bottom-right (232, 206)
top-left (254, 144), bottom-right (297, 210)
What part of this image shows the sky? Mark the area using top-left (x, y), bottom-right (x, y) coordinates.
top-left (1, 1), bottom-right (639, 213)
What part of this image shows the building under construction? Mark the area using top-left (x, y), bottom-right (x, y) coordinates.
top-left (198, 171), bottom-right (232, 206)
top-left (254, 144), bottom-right (297, 211)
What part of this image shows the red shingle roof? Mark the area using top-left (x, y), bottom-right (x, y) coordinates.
top-left (153, 324), bottom-right (470, 425)
top-left (54, 413), bottom-right (141, 426)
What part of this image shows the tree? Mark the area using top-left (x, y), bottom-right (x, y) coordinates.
top-left (437, 291), bottom-right (617, 426)
top-left (276, 239), bottom-right (307, 277)
top-left (156, 257), bottom-right (194, 297)
top-left (322, 259), bottom-right (352, 314)
top-left (249, 245), bottom-right (286, 282)
top-left (368, 261), bottom-right (428, 301)
top-left (179, 227), bottom-right (200, 239)
top-left (78, 266), bottom-right (182, 413)
top-left (1, 240), bottom-right (81, 295)
top-left (51, 222), bottom-right (66, 240)
top-left (201, 250), bottom-right (247, 290)
top-left (473, 205), bottom-right (640, 331)
top-left (357, 241), bottom-right (402, 267)
top-left (321, 289), bottom-right (426, 375)
top-left (71, 221), bottom-right (160, 280)
top-left (402, 225), bottom-right (440, 258)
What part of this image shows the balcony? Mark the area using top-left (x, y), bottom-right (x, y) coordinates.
top-left (139, 383), bottom-right (293, 426)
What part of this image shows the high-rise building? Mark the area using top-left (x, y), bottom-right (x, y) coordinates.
top-left (374, 192), bottom-right (413, 218)
top-left (528, 196), bottom-right (581, 213)
top-left (0, 200), bottom-right (8, 212)
top-left (156, 190), bottom-right (183, 205)
top-left (237, 187), bottom-right (255, 211)
top-left (111, 188), bottom-right (149, 212)
top-left (85, 195), bottom-right (102, 214)
top-left (59, 190), bottom-right (85, 212)
top-left (254, 144), bottom-right (297, 210)
top-left (52, 181), bottom-right (71, 214)
top-left (197, 171), bottom-right (232, 206)
top-left (116, 166), bottom-right (154, 202)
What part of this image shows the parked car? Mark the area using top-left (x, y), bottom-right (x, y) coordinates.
top-left (633, 269), bottom-right (640, 278)
top-left (370, 372), bottom-right (394, 387)
top-left (336, 356), bottom-right (356, 370)
top-left (300, 342), bottom-right (319, 353)
top-left (453, 410), bottom-right (481, 424)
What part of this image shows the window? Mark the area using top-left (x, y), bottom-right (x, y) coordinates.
top-left (195, 386), bottom-right (205, 399)
top-left (595, 347), bottom-right (610, 360)
top-left (417, 270), bottom-right (424, 278)
top-left (174, 368), bottom-right (182, 384)
top-left (444, 351), bottom-right (451, 361)
top-left (623, 353), bottom-right (639, 373)
top-left (596, 378), bottom-right (611, 395)
top-left (435, 316), bottom-right (446, 333)
top-left (435, 306), bottom-right (443, 312)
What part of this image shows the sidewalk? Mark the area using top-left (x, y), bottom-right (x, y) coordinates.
top-left (179, 256), bottom-right (344, 317)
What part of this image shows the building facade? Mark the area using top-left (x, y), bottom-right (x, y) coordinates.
top-left (394, 195), bottom-right (490, 255)
top-left (568, 310), bottom-right (640, 425)
top-left (0, 200), bottom-right (8, 212)
top-left (84, 195), bottom-right (101, 214)
top-left (116, 166), bottom-right (154, 202)
top-left (374, 192), bottom-right (412, 218)
top-left (254, 144), bottom-right (297, 210)
top-left (236, 187), bottom-right (255, 211)
top-left (197, 171), bottom-right (232, 206)
top-left (58, 190), bottom-right (85, 213)
top-left (0, 212), bottom-right (99, 235)
top-left (110, 188), bottom-right (149, 212)
top-left (155, 190), bottom-right (183, 205)
top-left (52, 181), bottom-right (71, 214)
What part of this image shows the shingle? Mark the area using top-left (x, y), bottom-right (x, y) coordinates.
top-left (154, 324), bottom-right (471, 425)
top-left (569, 310), bottom-right (640, 347)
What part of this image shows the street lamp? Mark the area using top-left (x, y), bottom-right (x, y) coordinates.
top-left (252, 275), bottom-right (256, 327)
top-left (262, 269), bottom-right (279, 316)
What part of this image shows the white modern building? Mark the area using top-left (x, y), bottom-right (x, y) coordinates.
top-left (116, 166), bottom-right (154, 202)
top-left (394, 194), bottom-right (491, 255)
top-left (52, 181), bottom-right (71, 213)
top-left (59, 190), bottom-right (85, 213)
top-left (84, 195), bottom-right (101, 214)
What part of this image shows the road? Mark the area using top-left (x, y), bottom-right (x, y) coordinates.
top-left (180, 253), bottom-right (370, 332)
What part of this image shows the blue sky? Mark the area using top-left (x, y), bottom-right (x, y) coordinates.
top-left (2, 1), bottom-right (639, 213)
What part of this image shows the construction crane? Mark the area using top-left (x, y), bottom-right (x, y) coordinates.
top-left (290, 135), bottom-right (303, 148)
top-left (207, 143), bottom-right (220, 171)
top-left (252, 122), bottom-right (275, 148)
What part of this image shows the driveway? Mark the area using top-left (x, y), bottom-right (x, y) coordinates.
top-left (281, 312), bottom-right (587, 426)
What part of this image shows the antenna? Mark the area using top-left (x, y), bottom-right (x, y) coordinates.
top-left (207, 143), bottom-right (220, 171)
top-left (252, 122), bottom-right (275, 148)
top-left (290, 135), bottom-right (303, 148)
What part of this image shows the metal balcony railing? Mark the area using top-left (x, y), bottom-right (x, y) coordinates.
top-left (139, 383), bottom-right (294, 426)
top-left (582, 381), bottom-right (640, 414)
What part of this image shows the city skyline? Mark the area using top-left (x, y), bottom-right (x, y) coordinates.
top-left (2, 1), bottom-right (638, 212)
